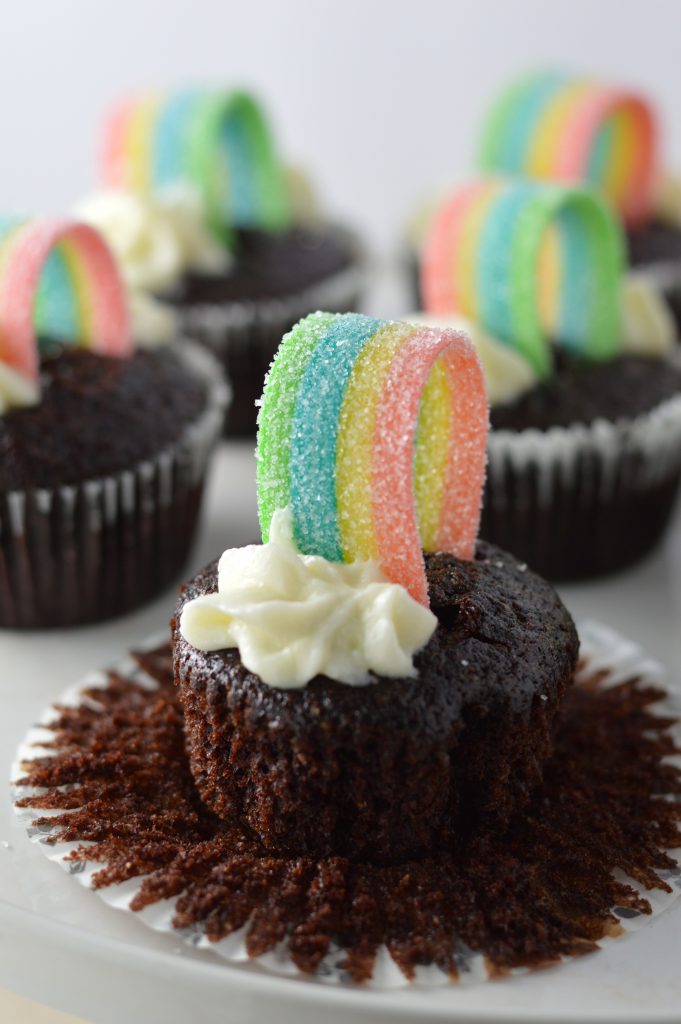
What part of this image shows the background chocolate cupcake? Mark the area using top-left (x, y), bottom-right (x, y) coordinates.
top-left (0, 217), bottom-right (227, 629)
top-left (478, 71), bottom-right (681, 332)
top-left (83, 89), bottom-right (363, 436)
top-left (420, 179), bottom-right (681, 581)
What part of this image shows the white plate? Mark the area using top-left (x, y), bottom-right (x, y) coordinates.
top-left (2, 442), bottom-right (681, 1024)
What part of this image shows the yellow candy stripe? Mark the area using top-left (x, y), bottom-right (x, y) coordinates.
top-left (59, 237), bottom-right (94, 346)
top-left (527, 81), bottom-right (591, 177)
top-left (455, 183), bottom-right (502, 322)
top-left (414, 359), bottom-right (453, 552)
top-left (337, 322), bottom-right (416, 561)
top-left (125, 94), bottom-right (162, 193)
top-left (537, 222), bottom-right (562, 339)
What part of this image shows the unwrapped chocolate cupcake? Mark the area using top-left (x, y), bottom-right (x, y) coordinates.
top-left (0, 217), bottom-right (227, 628)
top-left (420, 179), bottom-right (681, 581)
top-left (478, 71), bottom-right (681, 330)
top-left (78, 89), bottom-right (363, 436)
top-left (173, 312), bottom-right (578, 862)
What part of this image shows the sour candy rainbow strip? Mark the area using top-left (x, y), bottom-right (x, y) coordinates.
top-left (421, 180), bottom-right (624, 378)
top-left (478, 73), bottom-right (657, 225)
top-left (256, 312), bottom-right (488, 606)
top-left (101, 89), bottom-right (291, 245)
top-left (0, 219), bottom-right (131, 402)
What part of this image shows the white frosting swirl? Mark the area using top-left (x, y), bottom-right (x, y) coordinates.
top-left (74, 186), bottom-right (230, 294)
top-left (285, 165), bottom-right (322, 226)
top-left (620, 275), bottom-right (676, 357)
top-left (180, 508), bottom-right (437, 689)
top-left (0, 362), bottom-right (39, 413)
top-left (406, 312), bottom-right (538, 405)
top-left (651, 168), bottom-right (681, 228)
top-left (127, 290), bottom-right (179, 348)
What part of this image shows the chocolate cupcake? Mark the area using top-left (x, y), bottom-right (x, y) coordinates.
top-left (0, 218), bottom-right (227, 628)
top-left (84, 89), bottom-right (363, 436)
top-left (478, 71), bottom-right (681, 333)
top-left (173, 543), bottom-right (577, 862)
top-left (173, 311), bottom-right (578, 864)
top-left (420, 180), bottom-right (681, 581)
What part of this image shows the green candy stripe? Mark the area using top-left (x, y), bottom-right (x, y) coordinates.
top-left (256, 312), bottom-right (338, 543)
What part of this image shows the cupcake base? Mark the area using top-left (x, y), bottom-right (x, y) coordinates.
top-left (172, 545), bottom-right (578, 863)
top-left (0, 344), bottom-right (228, 628)
top-left (12, 624), bottom-right (681, 984)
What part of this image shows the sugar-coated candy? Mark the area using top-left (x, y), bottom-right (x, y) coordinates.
top-left (256, 312), bottom-right (488, 606)
top-left (479, 72), bottom-right (657, 225)
top-left (421, 180), bottom-right (624, 376)
top-left (101, 90), bottom-right (291, 245)
top-left (0, 219), bottom-right (131, 396)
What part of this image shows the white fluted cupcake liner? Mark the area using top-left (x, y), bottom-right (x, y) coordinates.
top-left (482, 390), bottom-right (681, 579)
top-left (0, 342), bottom-right (229, 628)
top-left (10, 620), bottom-right (681, 988)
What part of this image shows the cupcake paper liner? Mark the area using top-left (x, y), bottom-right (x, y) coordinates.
top-left (0, 342), bottom-right (229, 628)
top-left (483, 391), bottom-right (681, 580)
top-left (174, 232), bottom-right (364, 436)
top-left (10, 620), bottom-right (681, 988)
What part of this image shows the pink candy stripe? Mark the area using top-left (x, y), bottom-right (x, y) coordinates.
top-left (372, 328), bottom-right (488, 606)
top-left (438, 336), bottom-right (488, 555)
top-left (421, 182), bottom-right (489, 313)
top-left (0, 220), bottom-right (131, 384)
top-left (555, 89), bottom-right (657, 225)
top-left (100, 99), bottom-right (136, 188)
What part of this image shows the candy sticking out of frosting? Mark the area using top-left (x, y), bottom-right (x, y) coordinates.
top-left (256, 312), bottom-right (488, 606)
top-left (421, 180), bottom-right (625, 378)
top-left (479, 73), bottom-right (658, 226)
top-left (101, 90), bottom-right (291, 246)
top-left (0, 219), bottom-right (131, 405)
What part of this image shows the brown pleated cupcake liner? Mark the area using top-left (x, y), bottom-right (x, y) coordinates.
top-left (0, 343), bottom-right (229, 629)
top-left (482, 392), bottom-right (681, 581)
top-left (174, 230), bottom-right (364, 436)
top-left (10, 621), bottom-right (681, 987)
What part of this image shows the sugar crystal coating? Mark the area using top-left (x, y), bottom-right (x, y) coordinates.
top-left (478, 73), bottom-right (657, 225)
top-left (421, 180), bottom-right (624, 377)
top-left (0, 218), bottom-right (131, 405)
top-left (255, 312), bottom-right (489, 605)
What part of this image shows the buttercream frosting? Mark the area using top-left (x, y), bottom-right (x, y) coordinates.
top-left (180, 508), bottom-right (437, 689)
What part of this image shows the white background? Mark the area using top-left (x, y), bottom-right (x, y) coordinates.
top-left (3, 0), bottom-right (681, 261)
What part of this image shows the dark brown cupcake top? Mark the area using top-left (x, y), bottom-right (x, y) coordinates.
top-left (491, 350), bottom-right (681, 432)
top-left (173, 541), bottom-right (579, 734)
top-left (0, 346), bottom-right (207, 492)
top-left (163, 225), bottom-right (356, 305)
top-left (627, 218), bottom-right (681, 269)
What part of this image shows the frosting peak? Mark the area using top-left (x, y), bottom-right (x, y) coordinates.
top-left (180, 509), bottom-right (437, 689)
top-left (75, 186), bottom-right (230, 294)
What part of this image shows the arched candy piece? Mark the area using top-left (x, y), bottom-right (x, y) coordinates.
top-left (100, 89), bottom-right (291, 245)
top-left (0, 219), bottom-right (132, 402)
top-left (421, 180), bottom-right (624, 378)
top-left (256, 312), bottom-right (488, 606)
top-left (478, 72), bottom-right (658, 226)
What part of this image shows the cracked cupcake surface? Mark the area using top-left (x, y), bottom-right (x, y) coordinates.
top-left (172, 542), bottom-right (579, 863)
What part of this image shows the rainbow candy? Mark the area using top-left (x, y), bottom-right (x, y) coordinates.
top-left (101, 89), bottom-right (291, 245)
top-left (421, 180), bottom-right (624, 377)
top-left (479, 73), bottom-right (658, 226)
top-left (256, 312), bottom-right (488, 606)
top-left (0, 219), bottom-right (131, 399)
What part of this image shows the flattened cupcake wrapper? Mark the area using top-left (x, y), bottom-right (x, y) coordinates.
top-left (0, 342), bottom-right (229, 628)
top-left (172, 230), bottom-right (364, 436)
top-left (483, 392), bottom-right (681, 579)
top-left (10, 621), bottom-right (681, 988)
